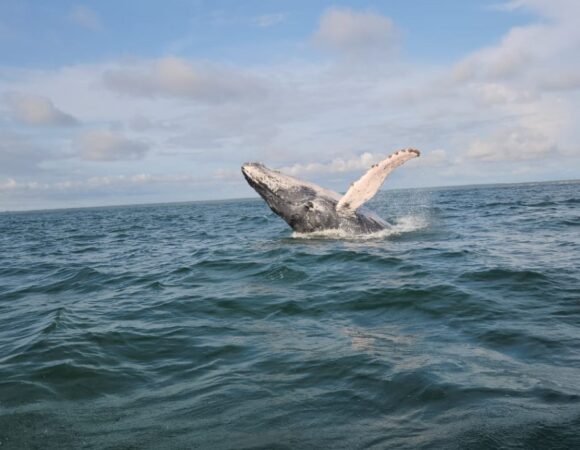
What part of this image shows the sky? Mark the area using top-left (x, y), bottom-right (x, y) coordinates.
top-left (1, 0), bottom-right (579, 211)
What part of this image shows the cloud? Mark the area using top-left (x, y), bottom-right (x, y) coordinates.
top-left (313, 8), bottom-right (397, 59)
top-left (76, 130), bottom-right (149, 161)
top-left (0, 171), bottom-right (236, 194)
top-left (59, 174), bottom-right (171, 190)
top-left (279, 148), bottom-right (447, 178)
top-left (281, 152), bottom-right (377, 176)
top-left (2, 3), bottom-right (580, 211)
top-left (413, 149), bottom-right (448, 167)
top-left (453, 1), bottom-right (580, 88)
top-left (103, 57), bottom-right (267, 103)
top-left (3, 93), bottom-right (78, 126)
top-left (443, 0), bottom-right (580, 165)
top-left (0, 133), bottom-right (42, 175)
top-left (467, 127), bottom-right (557, 161)
top-left (68, 5), bottom-right (102, 31)
top-left (472, 82), bottom-right (536, 105)
top-left (452, 25), bottom-right (546, 82)
top-left (0, 132), bottom-right (68, 175)
top-left (536, 70), bottom-right (580, 91)
top-left (254, 13), bottom-right (287, 28)
top-left (499, 0), bottom-right (580, 20)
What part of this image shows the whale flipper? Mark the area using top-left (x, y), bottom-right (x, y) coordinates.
top-left (336, 148), bottom-right (420, 214)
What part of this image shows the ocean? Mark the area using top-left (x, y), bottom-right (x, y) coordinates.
top-left (1, 180), bottom-right (579, 449)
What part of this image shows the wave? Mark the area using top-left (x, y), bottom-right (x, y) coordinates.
top-left (292, 215), bottom-right (428, 240)
top-left (1, 181), bottom-right (579, 449)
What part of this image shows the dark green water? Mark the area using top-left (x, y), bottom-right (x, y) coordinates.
top-left (1, 181), bottom-right (579, 449)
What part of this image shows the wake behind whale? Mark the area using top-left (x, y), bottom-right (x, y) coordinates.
top-left (242, 149), bottom-right (420, 234)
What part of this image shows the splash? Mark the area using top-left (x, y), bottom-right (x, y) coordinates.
top-left (291, 215), bottom-right (427, 240)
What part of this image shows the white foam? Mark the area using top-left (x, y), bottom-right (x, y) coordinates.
top-left (291, 215), bottom-right (427, 240)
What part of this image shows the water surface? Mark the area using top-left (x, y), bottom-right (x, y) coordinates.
top-left (1, 181), bottom-right (579, 449)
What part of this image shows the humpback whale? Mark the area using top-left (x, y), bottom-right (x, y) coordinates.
top-left (242, 148), bottom-right (420, 234)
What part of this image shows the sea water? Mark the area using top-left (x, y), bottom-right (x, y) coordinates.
top-left (0, 181), bottom-right (579, 449)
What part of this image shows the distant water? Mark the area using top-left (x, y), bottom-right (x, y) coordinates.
top-left (1, 181), bottom-right (579, 449)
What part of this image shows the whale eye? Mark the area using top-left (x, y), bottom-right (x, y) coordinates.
top-left (304, 201), bottom-right (314, 210)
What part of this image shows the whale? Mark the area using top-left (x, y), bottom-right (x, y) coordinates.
top-left (242, 148), bottom-right (420, 234)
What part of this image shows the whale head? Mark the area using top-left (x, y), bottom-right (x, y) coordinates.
top-left (241, 162), bottom-right (340, 232)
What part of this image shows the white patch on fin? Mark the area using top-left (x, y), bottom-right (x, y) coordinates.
top-left (337, 148), bottom-right (420, 213)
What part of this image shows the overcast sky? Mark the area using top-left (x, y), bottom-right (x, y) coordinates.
top-left (1, 0), bottom-right (579, 211)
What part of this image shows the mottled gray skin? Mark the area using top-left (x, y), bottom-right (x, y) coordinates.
top-left (242, 163), bottom-right (388, 234)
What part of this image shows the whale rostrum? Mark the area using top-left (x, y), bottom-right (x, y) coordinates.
top-left (242, 148), bottom-right (420, 234)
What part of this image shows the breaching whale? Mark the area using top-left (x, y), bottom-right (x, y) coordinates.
top-left (242, 148), bottom-right (420, 234)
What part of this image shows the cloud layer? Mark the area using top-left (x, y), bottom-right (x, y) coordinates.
top-left (4, 93), bottom-right (78, 126)
top-left (76, 130), bottom-right (149, 161)
top-left (68, 5), bottom-right (103, 31)
top-left (314, 8), bottom-right (397, 59)
top-left (103, 57), bottom-right (267, 103)
top-left (1, 0), bottom-right (579, 210)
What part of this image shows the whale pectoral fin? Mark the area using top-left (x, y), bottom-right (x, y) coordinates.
top-left (336, 148), bottom-right (420, 213)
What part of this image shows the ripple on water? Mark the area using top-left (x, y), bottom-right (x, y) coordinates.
top-left (0, 182), bottom-right (579, 449)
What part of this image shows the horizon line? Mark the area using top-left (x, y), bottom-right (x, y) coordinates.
top-left (2, 177), bottom-right (579, 215)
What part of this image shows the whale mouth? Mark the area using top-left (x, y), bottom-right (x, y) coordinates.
top-left (241, 162), bottom-right (262, 173)
top-left (241, 162), bottom-right (264, 180)
top-left (241, 162), bottom-right (285, 210)
top-left (241, 163), bottom-right (268, 194)
top-left (241, 163), bottom-right (252, 182)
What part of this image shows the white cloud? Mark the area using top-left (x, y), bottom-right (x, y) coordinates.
top-left (279, 148), bottom-right (447, 178)
top-left (3, 93), bottom-right (78, 126)
top-left (452, 24), bottom-right (548, 82)
top-left (453, 1), bottom-right (580, 89)
top-left (103, 57), bottom-right (268, 103)
top-left (68, 5), bottom-right (102, 31)
top-left (76, 130), bottom-right (149, 161)
top-left (467, 127), bottom-right (557, 161)
top-left (254, 13), bottom-right (287, 28)
top-left (414, 149), bottom-right (448, 167)
top-left (281, 152), bottom-right (377, 176)
top-left (0, 171), bottom-right (237, 194)
top-left (536, 70), bottom-right (580, 92)
top-left (313, 8), bottom-right (397, 59)
top-left (499, 0), bottom-right (580, 20)
top-left (441, 0), bottom-right (580, 165)
top-left (472, 82), bottom-right (536, 105)
top-left (0, 132), bottom-right (69, 175)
